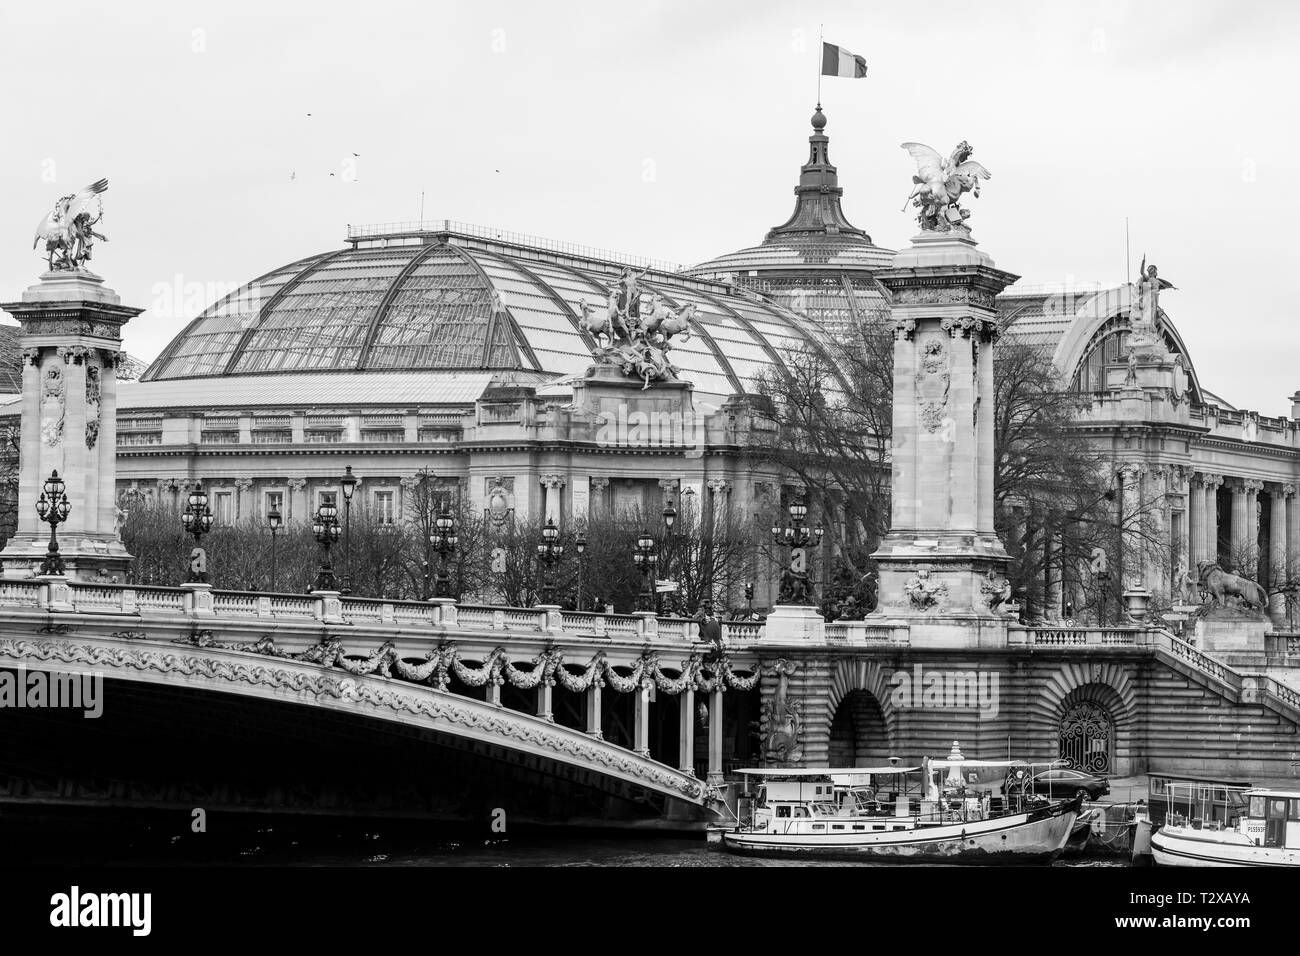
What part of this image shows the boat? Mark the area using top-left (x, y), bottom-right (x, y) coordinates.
top-left (1131, 772), bottom-right (1251, 865)
top-left (720, 749), bottom-right (1082, 864)
top-left (1150, 785), bottom-right (1300, 867)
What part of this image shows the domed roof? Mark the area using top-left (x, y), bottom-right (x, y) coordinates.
top-left (142, 224), bottom-right (850, 400)
top-left (683, 106), bottom-right (894, 281)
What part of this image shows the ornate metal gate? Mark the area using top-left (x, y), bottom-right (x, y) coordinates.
top-left (1059, 701), bottom-right (1112, 773)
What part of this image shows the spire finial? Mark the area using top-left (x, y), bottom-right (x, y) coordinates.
top-left (811, 104), bottom-right (826, 131)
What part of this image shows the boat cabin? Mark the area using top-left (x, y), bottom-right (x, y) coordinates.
top-left (1239, 789), bottom-right (1300, 850)
top-left (1147, 773), bottom-right (1251, 827)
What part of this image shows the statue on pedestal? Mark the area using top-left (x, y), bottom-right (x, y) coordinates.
top-left (900, 142), bottom-right (991, 232)
top-left (1127, 256), bottom-right (1175, 360)
top-left (1196, 562), bottom-right (1267, 613)
top-left (33, 179), bottom-right (109, 272)
top-left (577, 266), bottom-right (696, 388)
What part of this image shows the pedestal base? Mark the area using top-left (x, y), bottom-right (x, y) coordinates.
top-left (764, 604), bottom-right (825, 642)
top-left (1194, 609), bottom-right (1270, 653)
top-left (871, 532), bottom-right (1010, 621)
top-left (0, 533), bottom-right (133, 584)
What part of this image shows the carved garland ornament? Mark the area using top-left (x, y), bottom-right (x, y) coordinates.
top-left (0, 637), bottom-right (710, 801)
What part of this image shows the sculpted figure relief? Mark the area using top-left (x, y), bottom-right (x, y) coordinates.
top-left (900, 141), bottom-right (991, 232)
top-left (33, 179), bottom-right (109, 272)
top-left (578, 267), bottom-right (695, 389)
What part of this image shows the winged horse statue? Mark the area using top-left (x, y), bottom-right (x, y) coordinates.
top-left (900, 142), bottom-right (991, 232)
top-left (33, 178), bottom-right (109, 271)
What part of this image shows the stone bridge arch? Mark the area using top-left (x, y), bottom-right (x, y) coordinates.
top-left (824, 659), bottom-right (897, 767)
top-left (0, 635), bottom-right (712, 816)
top-left (1031, 662), bottom-right (1138, 776)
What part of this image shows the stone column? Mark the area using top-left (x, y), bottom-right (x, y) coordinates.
top-left (1189, 473), bottom-right (1206, 568)
top-left (585, 682), bottom-right (602, 739)
top-left (540, 474), bottom-right (564, 524)
top-left (59, 347), bottom-right (90, 535)
top-left (1289, 489), bottom-right (1300, 606)
top-left (707, 686), bottom-right (725, 787)
top-left (1270, 484), bottom-right (1292, 622)
top-left (1146, 466), bottom-right (1169, 599)
top-left (536, 680), bottom-right (553, 722)
top-left (1119, 463), bottom-right (1146, 591)
top-left (1203, 474), bottom-right (1223, 566)
top-left (1046, 530), bottom-right (1064, 620)
top-left (1228, 478), bottom-right (1250, 572)
top-left (633, 679), bottom-right (652, 757)
top-left (678, 686), bottom-right (696, 775)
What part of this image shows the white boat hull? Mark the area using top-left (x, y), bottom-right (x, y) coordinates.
top-left (722, 800), bottom-right (1079, 864)
top-left (1151, 826), bottom-right (1300, 867)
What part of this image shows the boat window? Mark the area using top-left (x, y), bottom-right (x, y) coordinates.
top-left (1291, 799), bottom-right (1300, 821)
top-left (776, 806), bottom-right (791, 818)
top-left (831, 825), bottom-right (844, 830)
top-left (793, 807), bottom-right (809, 818)
top-left (852, 825), bottom-right (865, 831)
top-left (1249, 796), bottom-right (1266, 818)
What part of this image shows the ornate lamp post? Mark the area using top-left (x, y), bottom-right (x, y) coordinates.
top-left (535, 517), bottom-right (564, 605)
top-left (744, 581), bottom-right (755, 619)
top-left (311, 502), bottom-right (341, 592)
top-left (267, 505), bottom-right (282, 592)
top-left (339, 466), bottom-right (357, 594)
top-left (632, 528), bottom-right (659, 612)
top-left (574, 531), bottom-right (587, 611)
top-left (35, 470), bottom-right (71, 576)
top-left (181, 482), bottom-right (214, 583)
top-left (771, 490), bottom-right (823, 604)
top-left (429, 508), bottom-right (458, 598)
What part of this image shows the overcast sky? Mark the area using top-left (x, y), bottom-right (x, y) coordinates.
top-left (2, 1), bottom-right (1297, 413)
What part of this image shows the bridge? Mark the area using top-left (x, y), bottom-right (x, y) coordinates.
top-left (1, 577), bottom-right (1298, 829)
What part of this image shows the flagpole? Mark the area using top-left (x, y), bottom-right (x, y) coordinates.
top-left (1125, 217), bottom-right (1130, 286)
top-left (817, 24), bottom-right (823, 106)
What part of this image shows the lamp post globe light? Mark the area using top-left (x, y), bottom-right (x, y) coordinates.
top-left (339, 466), bottom-right (357, 594)
top-left (267, 504), bottom-right (282, 592)
top-left (771, 489), bottom-right (823, 605)
top-left (35, 469), bottom-right (72, 576)
top-left (180, 481), bottom-right (215, 583)
top-left (535, 517), bottom-right (564, 606)
top-left (632, 528), bottom-right (658, 612)
top-left (429, 508), bottom-right (459, 599)
top-left (312, 502), bottom-right (342, 592)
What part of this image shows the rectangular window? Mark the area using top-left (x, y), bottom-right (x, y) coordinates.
top-left (319, 491), bottom-right (337, 509)
top-left (213, 492), bottom-right (233, 525)
top-left (374, 490), bottom-right (395, 525)
top-left (266, 491), bottom-right (284, 517)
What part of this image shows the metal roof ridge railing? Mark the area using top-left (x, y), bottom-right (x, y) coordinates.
top-left (347, 220), bottom-right (687, 275)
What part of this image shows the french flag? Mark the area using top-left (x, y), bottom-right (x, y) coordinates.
top-left (821, 41), bottom-right (867, 79)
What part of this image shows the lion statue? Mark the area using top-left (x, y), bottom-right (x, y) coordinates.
top-left (1196, 561), bottom-right (1267, 611)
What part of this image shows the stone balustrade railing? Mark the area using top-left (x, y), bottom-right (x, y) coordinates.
top-left (824, 621), bottom-right (907, 644)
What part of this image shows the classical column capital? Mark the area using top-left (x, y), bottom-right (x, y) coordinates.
top-left (1276, 483), bottom-right (1298, 499)
top-left (540, 474), bottom-right (566, 490)
top-left (1117, 461), bottom-right (1146, 481)
top-left (234, 477), bottom-right (254, 491)
top-left (706, 477), bottom-right (729, 494)
top-left (658, 478), bottom-right (680, 492)
top-left (589, 476), bottom-right (610, 491)
top-left (1230, 478), bottom-right (1265, 494)
top-left (22, 347), bottom-right (40, 365)
top-left (891, 317), bottom-right (916, 341)
top-left (286, 477), bottom-right (308, 491)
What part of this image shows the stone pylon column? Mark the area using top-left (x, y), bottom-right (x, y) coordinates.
top-left (869, 225), bottom-right (1018, 633)
top-left (1, 271), bottom-right (140, 580)
top-left (1228, 478), bottom-right (1250, 572)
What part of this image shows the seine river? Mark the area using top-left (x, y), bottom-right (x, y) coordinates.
top-left (9, 814), bottom-right (1125, 866)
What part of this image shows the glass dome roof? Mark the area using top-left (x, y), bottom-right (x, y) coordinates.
top-left (142, 228), bottom-right (850, 399)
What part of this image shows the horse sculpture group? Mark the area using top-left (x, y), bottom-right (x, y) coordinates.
top-left (577, 268), bottom-right (695, 389)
